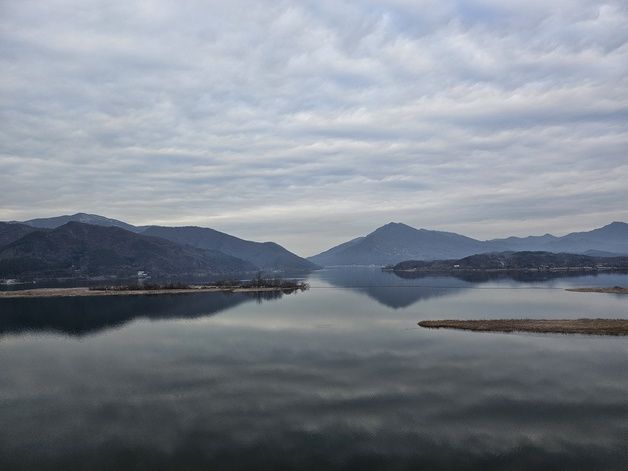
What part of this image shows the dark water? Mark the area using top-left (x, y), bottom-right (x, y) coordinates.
top-left (1, 268), bottom-right (628, 470)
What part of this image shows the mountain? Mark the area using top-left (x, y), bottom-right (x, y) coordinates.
top-left (308, 222), bottom-right (486, 266)
top-left (0, 222), bottom-right (256, 277)
top-left (22, 212), bottom-right (138, 232)
top-left (485, 233), bottom-right (559, 252)
top-left (488, 222), bottom-right (628, 254)
top-left (309, 221), bottom-right (628, 266)
top-left (0, 222), bottom-right (40, 248)
top-left (18, 213), bottom-right (316, 272)
top-left (392, 251), bottom-right (628, 272)
top-left (543, 221), bottom-right (628, 254)
top-left (141, 226), bottom-right (318, 272)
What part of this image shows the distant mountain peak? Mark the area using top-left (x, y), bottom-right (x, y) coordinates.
top-left (309, 221), bottom-right (485, 266)
top-left (604, 221), bottom-right (628, 229)
top-left (375, 222), bottom-right (417, 233)
top-left (22, 212), bottom-right (138, 232)
top-left (379, 222), bottom-right (407, 229)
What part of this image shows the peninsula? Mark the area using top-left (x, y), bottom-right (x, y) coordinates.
top-left (0, 280), bottom-right (309, 299)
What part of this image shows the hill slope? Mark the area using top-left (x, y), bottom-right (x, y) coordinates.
top-left (141, 226), bottom-right (318, 272)
top-left (0, 222), bottom-right (256, 277)
top-left (0, 222), bottom-right (40, 248)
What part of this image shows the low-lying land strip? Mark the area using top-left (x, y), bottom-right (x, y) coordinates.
top-left (388, 251), bottom-right (628, 273)
top-left (418, 319), bottom-right (628, 336)
top-left (566, 286), bottom-right (628, 294)
top-left (0, 280), bottom-right (308, 298)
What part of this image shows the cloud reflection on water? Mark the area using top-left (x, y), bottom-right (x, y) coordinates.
top-left (1, 269), bottom-right (628, 469)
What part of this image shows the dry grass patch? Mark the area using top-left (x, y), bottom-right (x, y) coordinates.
top-left (418, 319), bottom-right (628, 336)
top-left (566, 286), bottom-right (628, 294)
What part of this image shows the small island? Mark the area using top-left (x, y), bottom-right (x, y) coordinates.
top-left (0, 279), bottom-right (309, 299)
top-left (418, 319), bottom-right (628, 336)
top-left (566, 286), bottom-right (628, 294)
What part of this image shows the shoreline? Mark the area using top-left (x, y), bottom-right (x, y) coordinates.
top-left (418, 319), bottom-right (628, 336)
top-left (0, 286), bottom-right (304, 299)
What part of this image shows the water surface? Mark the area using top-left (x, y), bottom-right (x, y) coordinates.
top-left (1, 268), bottom-right (628, 470)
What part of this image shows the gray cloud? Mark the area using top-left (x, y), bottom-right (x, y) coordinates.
top-left (1, 0), bottom-right (627, 255)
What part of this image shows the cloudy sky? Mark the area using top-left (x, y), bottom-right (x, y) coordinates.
top-left (1, 0), bottom-right (627, 255)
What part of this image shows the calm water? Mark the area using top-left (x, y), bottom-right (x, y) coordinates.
top-left (1, 268), bottom-right (628, 470)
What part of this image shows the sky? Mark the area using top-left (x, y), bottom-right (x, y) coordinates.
top-left (1, 0), bottom-right (627, 256)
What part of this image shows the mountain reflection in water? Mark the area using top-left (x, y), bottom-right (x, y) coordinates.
top-left (311, 267), bottom-right (628, 309)
top-left (309, 267), bottom-right (469, 309)
top-left (0, 291), bottom-right (285, 336)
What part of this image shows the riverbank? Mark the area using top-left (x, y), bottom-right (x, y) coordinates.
top-left (0, 284), bottom-right (308, 299)
top-left (418, 319), bottom-right (628, 336)
top-left (566, 286), bottom-right (628, 294)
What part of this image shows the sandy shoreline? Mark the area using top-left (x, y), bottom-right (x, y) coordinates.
top-left (418, 319), bottom-right (628, 336)
top-left (0, 286), bottom-right (300, 299)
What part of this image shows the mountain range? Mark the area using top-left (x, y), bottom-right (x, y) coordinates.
top-left (0, 213), bottom-right (316, 278)
top-left (2, 213), bottom-right (627, 276)
top-left (0, 222), bottom-right (256, 278)
top-left (308, 221), bottom-right (628, 266)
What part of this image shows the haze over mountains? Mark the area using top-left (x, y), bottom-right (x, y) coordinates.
top-left (309, 221), bottom-right (628, 266)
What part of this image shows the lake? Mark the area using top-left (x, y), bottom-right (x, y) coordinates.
top-left (1, 268), bottom-right (628, 470)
